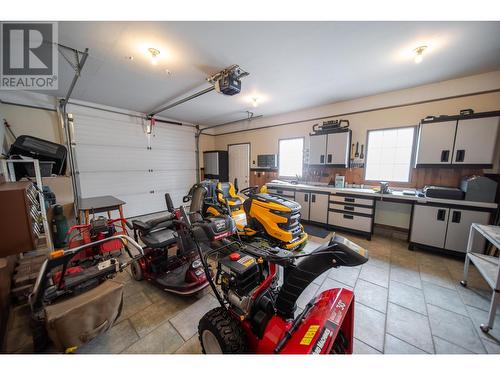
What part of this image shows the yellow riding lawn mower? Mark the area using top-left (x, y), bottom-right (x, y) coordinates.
top-left (187, 181), bottom-right (308, 251)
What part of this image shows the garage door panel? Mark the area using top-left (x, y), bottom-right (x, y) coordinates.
top-left (147, 149), bottom-right (195, 170)
top-left (151, 125), bottom-right (195, 150)
top-left (78, 171), bottom-right (152, 197)
top-left (73, 114), bottom-right (148, 148)
top-left (76, 145), bottom-right (151, 172)
top-left (70, 104), bottom-right (197, 217)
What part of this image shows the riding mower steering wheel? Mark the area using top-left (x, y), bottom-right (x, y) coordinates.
top-left (239, 186), bottom-right (260, 197)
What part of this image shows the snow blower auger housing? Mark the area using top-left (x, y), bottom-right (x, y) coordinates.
top-left (187, 181), bottom-right (308, 251)
top-left (179, 202), bottom-right (369, 354)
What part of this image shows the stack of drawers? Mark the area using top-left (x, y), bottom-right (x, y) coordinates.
top-left (328, 194), bottom-right (375, 239)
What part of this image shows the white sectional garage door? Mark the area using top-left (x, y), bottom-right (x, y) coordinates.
top-left (68, 104), bottom-right (196, 217)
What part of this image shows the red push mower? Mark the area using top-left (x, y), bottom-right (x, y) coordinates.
top-left (125, 187), bottom-right (229, 296)
top-left (176, 203), bottom-right (369, 354)
top-left (29, 234), bottom-right (144, 352)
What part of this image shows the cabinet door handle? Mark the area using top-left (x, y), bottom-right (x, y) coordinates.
top-left (320, 155), bottom-right (325, 164)
top-left (343, 214), bottom-right (354, 220)
top-left (304, 194), bottom-right (308, 202)
top-left (344, 205), bottom-right (355, 211)
top-left (437, 209), bottom-right (446, 221)
top-left (345, 197), bottom-right (355, 203)
top-left (455, 149), bottom-right (465, 162)
top-left (441, 150), bottom-right (450, 162)
top-left (311, 194), bottom-right (316, 203)
top-left (451, 211), bottom-right (461, 223)
top-left (327, 154), bottom-right (332, 163)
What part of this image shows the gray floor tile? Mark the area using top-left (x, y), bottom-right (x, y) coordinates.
top-left (384, 333), bottom-right (426, 354)
top-left (465, 305), bottom-right (500, 342)
top-left (390, 265), bottom-right (422, 289)
top-left (433, 336), bottom-right (473, 354)
top-left (422, 282), bottom-right (468, 317)
top-left (457, 285), bottom-right (500, 314)
top-left (316, 277), bottom-right (351, 295)
top-left (116, 291), bottom-right (153, 324)
top-left (353, 339), bottom-right (381, 354)
top-left (389, 280), bottom-right (427, 315)
top-left (419, 263), bottom-right (456, 290)
top-left (129, 297), bottom-right (189, 338)
top-left (354, 302), bottom-right (386, 352)
top-left (122, 321), bottom-right (184, 354)
top-left (386, 303), bottom-right (434, 353)
top-left (170, 293), bottom-right (220, 341)
top-left (354, 279), bottom-right (388, 313)
top-left (482, 338), bottom-right (500, 354)
top-left (365, 256), bottom-right (390, 271)
top-left (359, 263), bottom-right (389, 288)
top-left (175, 334), bottom-right (203, 354)
top-left (79, 319), bottom-right (139, 354)
top-left (427, 304), bottom-right (485, 353)
top-left (328, 266), bottom-right (360, 287)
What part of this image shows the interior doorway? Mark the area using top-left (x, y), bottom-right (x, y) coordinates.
top-left (228, 143), bottom-right (250, 190)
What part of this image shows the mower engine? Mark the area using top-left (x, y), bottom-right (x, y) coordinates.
top-left (218, 252), bottom-right (261, 315)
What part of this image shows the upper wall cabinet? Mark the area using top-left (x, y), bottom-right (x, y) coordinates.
top-left (309, 129), bottom-right (351, 167)
top-left (453, 117), bottom-right (499, 165)
top-left (415, 112), bottom-right (500, 168)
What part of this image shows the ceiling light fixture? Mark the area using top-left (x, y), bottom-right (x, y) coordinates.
top-left (251, 97), bottom-right (259, 108)
top-left (148, 47), bottom-right (160, 65)
top-left (413, 46), bottom-right (427, 64)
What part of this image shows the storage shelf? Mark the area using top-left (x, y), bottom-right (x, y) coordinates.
top-left (468, 253), bottom-right (499, 290)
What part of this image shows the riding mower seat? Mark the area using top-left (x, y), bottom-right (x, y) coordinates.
top-left (216, 182), bottom-right (245, 210)
top-left (140, 229), bottom-right (177, 249)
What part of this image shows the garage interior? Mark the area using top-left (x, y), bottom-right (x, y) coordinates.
top-left (1, 20), bottom-right (500, 356)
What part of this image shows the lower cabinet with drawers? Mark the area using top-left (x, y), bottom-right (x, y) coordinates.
top-left (328, 193), bottom-right (375, 240)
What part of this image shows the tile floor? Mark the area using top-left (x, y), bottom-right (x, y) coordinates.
top-left (5, 231), bottom-right (500, 354)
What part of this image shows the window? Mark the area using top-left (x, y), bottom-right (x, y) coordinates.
top-left (364, 127), bottom-right (416, 182)
top-left (278, 138), bottom-right (304, 178)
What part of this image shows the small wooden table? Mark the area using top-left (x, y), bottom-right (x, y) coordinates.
top-left (78, 195), bottom-right (127, 234)
top-left (461, 224), bottom-right (500, 333)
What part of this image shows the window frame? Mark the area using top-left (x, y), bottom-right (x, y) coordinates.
top-left (363, 125), bottom-right (417, 184)
top-left (278, 136), bottom-right (305, 179)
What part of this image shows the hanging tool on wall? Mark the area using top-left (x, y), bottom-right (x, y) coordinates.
top-left (360, 144), bottom-right (364, 159)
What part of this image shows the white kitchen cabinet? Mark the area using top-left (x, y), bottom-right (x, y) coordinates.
top-left (444, 209), bottom-right (490, 253)
top-left (309, 135), bottom-right (327, 165)
top-left (309, 193), bottom-right (329, 223)
top-left (453, 117), bottom-right (499, 166)
top-left (415, 120), bottom-right (456, 165)
top-left (294, 191), bottom-right (310, 221)
top-left (410, 205), bottom-right (449, 248)
top-left (326, 132), bottom-right (350, 167)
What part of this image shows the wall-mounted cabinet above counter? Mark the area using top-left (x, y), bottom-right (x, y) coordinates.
top-left (415, 111), bottom-right (500, 168)
top-left (308, 129), bottom-right (351, 167)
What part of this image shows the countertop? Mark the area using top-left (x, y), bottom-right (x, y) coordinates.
top-left (266, 181), bottom-right (498, 209)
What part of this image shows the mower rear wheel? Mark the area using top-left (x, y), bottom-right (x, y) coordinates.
top-left (131, 260), bottom-right (143, 281)
top-left (198, 307), bottom-right (247, 354)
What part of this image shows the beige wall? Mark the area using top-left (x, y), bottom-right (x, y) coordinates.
top-left (213, 90), bottom-right (500, 172)
top-left (0, 102), bottom-right (62, 148)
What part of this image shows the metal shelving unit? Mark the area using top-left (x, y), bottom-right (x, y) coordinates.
top-left (461, 223), bottom-right (500, 333)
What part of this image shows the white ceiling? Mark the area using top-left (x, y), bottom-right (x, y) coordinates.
top-left (42, 21), bottom-right (500, 126)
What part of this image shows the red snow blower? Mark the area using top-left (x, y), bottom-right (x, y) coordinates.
top-left (176, 205), bottom-right (369, 354)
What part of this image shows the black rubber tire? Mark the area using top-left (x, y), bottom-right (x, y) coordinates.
top-left (198, 307), bottom-right (247, 354)
top-left (131, 260), bottom-right (143, 281)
